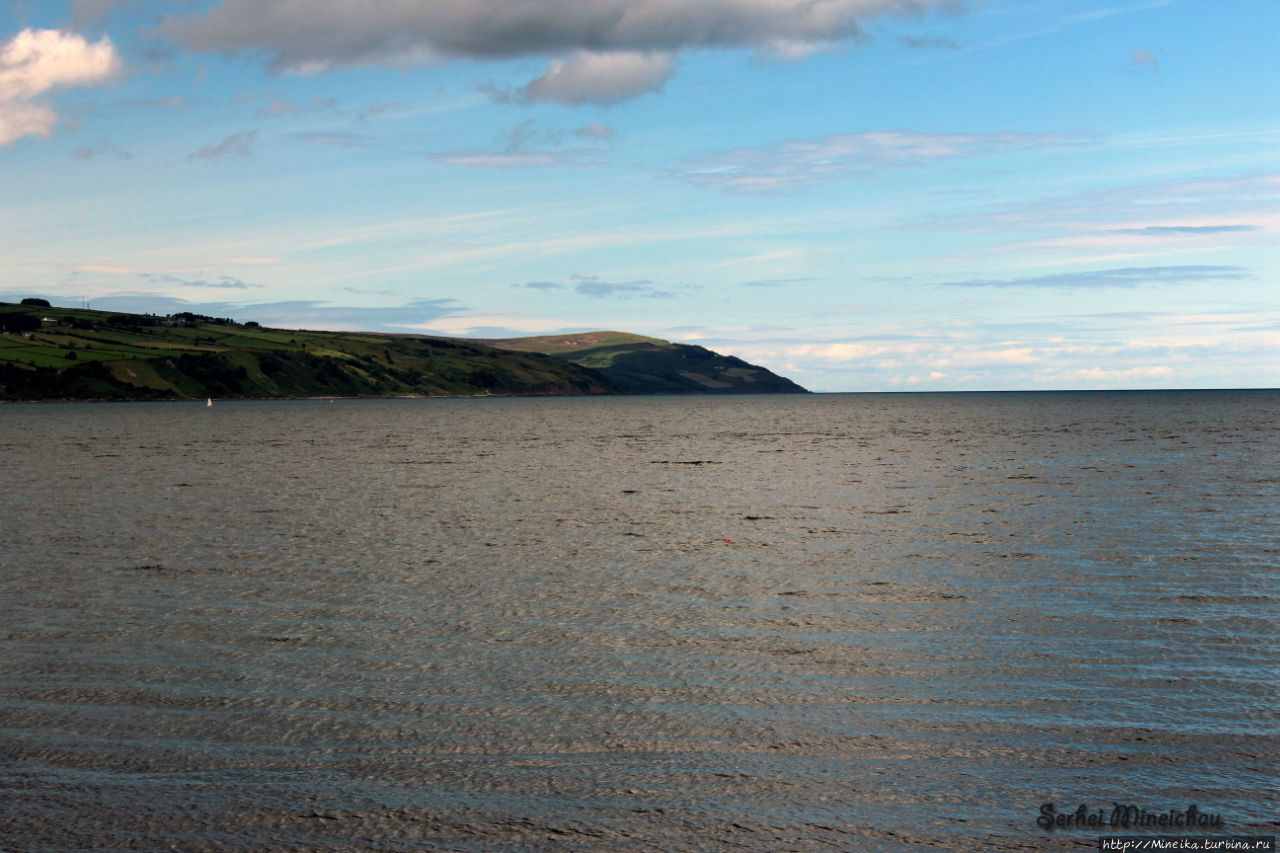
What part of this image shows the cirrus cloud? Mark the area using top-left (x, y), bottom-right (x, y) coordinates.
top-left (141, 273), bottom-right (264, 290)
top-left (672, 129), bottom-right (1099, 194)
top-left (0, 28), bottom-right (122, 146)
top-left (572, 274), bottom-right (673, 298)
top-left (936, 265), bottom-right (1250, 289)
top-left (1109, 224), bottom-right (1256, 237)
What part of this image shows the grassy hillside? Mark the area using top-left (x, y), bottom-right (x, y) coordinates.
top-left (0, 304), bottom-right (619, 401)
top-left (485, 331), bottom-right (808, 395)
top-left (0, 304), bottom-right (807, 401)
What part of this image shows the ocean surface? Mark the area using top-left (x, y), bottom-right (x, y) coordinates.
top-left (1, 391), bottom-right (1276, 852)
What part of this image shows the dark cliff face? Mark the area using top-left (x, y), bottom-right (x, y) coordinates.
top-left (481, 332), bottom-right (809, 395)
top-left (553, 342), bottom-right (807, 394)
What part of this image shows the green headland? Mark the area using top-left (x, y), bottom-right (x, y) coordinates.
top-left (0, 302), bottom-right (807, 401)
top-left (483, 331), bottom-right (807, 395)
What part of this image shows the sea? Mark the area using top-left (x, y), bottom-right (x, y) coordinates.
top-left (1, 391), bottom-right (1276, 852)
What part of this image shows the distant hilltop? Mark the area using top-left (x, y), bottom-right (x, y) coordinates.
top-left (483, 331), bottom-right (807, 395)
top-left (0, 303), bottom-right (807, 401)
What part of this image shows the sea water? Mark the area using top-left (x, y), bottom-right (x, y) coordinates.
top-left (1, 392), bottom-right (1276, 851)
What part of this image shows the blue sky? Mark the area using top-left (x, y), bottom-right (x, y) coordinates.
top-left (1, 0), bottom-right (1276, 391)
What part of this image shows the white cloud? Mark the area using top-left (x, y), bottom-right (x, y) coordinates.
top-left (943, 346), bottom-right (1041, 366)
top-left (0, 29), bottom-right (120, 101)
top-left (787, 341), bottom-right (919, 361)
top-left (0, 100), bottom-right (57, 146)
top-left (716, 302), bottom-right (1280, 391)
top-left (523, 51), bottom-right (674, 105)
top-left (1075, 365), bottom-right (1171, 381)
top-left (0, 28), bottom-right (121, 145)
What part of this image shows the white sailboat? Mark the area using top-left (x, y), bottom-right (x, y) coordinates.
top-left (206, 398), bottom-right (212, 407)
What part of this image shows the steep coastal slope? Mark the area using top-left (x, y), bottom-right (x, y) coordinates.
top-left (485, 331), bottom-right (808, 394)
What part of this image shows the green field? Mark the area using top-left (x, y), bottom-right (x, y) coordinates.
top-left (0, 304), bottom-right (619, 401)
top-left (0, 304), bottom-right (806, 401)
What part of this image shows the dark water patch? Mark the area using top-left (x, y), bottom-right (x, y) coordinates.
top-left (1, 391), bottom-right (1277, 851)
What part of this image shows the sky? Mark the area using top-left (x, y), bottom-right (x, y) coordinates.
top-left (1, 0), bottom-right (1276, 392)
